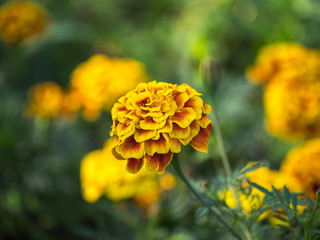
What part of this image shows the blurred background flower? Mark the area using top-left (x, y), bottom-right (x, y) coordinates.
top-left (0, 0), bottom-right (50, 44)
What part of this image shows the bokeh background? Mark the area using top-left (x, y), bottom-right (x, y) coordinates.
top-left (1, 0), bottom-right (320, 239)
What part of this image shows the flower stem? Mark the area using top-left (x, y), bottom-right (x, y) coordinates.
top-left (210, 108), bottom-right (232, 176)
top-left (172, 157), bottom-right (243, 240)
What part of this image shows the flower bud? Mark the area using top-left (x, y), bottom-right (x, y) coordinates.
top-left (200, 57), bottom-right (221, 93)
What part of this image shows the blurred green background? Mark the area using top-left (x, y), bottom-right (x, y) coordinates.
top-left (0, 0), bottom-right (320, 239)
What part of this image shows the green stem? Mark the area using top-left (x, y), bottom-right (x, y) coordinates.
top-left (305, 192), bottom-right (320, 240)
top-left (172, 157), bottom-right (243, 240)
top-left (210, 108), bottom-right (232, 176)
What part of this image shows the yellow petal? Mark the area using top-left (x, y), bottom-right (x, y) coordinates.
top-left (179, 120), bottom-right (200, 145)
top-left (174, 92), bottom-right (189, 109)
top-left (171, 107), bottom-right (196, 128)
top-left (190, 123), bottom-right (212, 153)
top-left (185, 96), bottom-right (203, 119)
top-left (169, 138), bottom-right (181, 153)
top-left (199, 114), bottom-right (212, 128)
top-left (203, 104), bottom-right (212, 114)
top-left (169, 123), bottom-right (190, 139)
top-left (111, 147), bottom-right (126, 160)
top-left (134, 129), bottom-right (157, 142)
top-left (118, 136), bottom-right (145, 159)
top-left (145, 134), bottom-right (170, 155)
top-left (158, 120), bottom-right (173, 134)
top-left (116, 121), bottom-right (135, 139)
top-left (126, 158), bottom-right (144, 174)
top-left (140, 117), bottom-right (166, 130)
top-left (145, 152), bottom-right (174, 173)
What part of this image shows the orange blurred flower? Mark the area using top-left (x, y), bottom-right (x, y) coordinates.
top-left (246, 43), bottom-right (320, 84)
top-left (264, 72), bottom-right (320, 140)
top-left (69, 54), bottom-right (149, 121)
top-left (0, 0), bottom-right (49, 44)
top-left (281, 138), bottom-right (320, 200)
top-left (110, 81), bottom-right (212, 174)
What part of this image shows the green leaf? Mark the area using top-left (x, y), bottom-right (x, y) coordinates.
top-left (239, 162), bottom-right (265, 175)
top-left (248, 181), bottom-right (271, 196)
top-left (195, 207), bottom-right (209, 222)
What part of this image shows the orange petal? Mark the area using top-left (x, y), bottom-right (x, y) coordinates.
top-left (174, 92), bottom-right (189, 109)
top-left (118, 136), bottom-right (145, 159)
top-left (179, 120), bottom-right (200, 145)
top-left (134, 129), bottom-right (157, 142)
top-left (203, 104), bottom-right (211, 114)
top-left (145, 152), bottom-right (174, 173)
top-left (199, 114), bottom-right (212, 128)
top-left (140, 117), bottom-right (166, 130)
top-left (145, 134), bottom-right (170, 155)
top-left (169, 123), bottom-right (190, 139)
top-left (171, 107), bottom-right (196, 128)
top-left (126, 158), bottom-right (144, 174)
top-left (185, 96), bottom-right (203, 119)
top-left (190, 123), bottom-right (212, 153)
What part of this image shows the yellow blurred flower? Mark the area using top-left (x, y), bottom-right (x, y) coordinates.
top-left (24, 81), bottom-right (78, 120)
top-left (25, 82), bottom-right (64, 119)
top-left (221, 164), bottom-right (279, 219)
top-left (110, 81), bottom-right (212, 174)
top-left (69, 54), bottom-right (150, 121)
top-left (80, 138), bottom-right (176, 206)
top-left (221, 162), bottom-right (304, 221)
top-left (0, 0), bottom-right (49, 44)
top-left (281, 138), bottom-right (320, 200)
top-left (246, 43), bottom-right (320, 84)
top-left (264, 72), bottom-right (320, 140)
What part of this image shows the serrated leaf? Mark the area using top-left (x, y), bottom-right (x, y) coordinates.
top-left (195, 207), bottom-right (209, 222)
top-left (292, 194), bottom-right (298, 211)
top-left (283, 186), bottom-right (291, 205)
top-left (248, 181), bottom-right (271, 196)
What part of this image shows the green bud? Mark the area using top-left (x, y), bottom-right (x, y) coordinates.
top-left (200, 57), bottom-right (221, 93)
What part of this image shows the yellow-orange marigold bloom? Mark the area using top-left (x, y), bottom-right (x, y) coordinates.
top-left (264, 72), bottom-right (320, 140)
top-left (246, 43), bottom-right (320, 84)
top-left (69, 54), bottom-right (149, 121)
top-left (110, 81), bottom-right (213, 174)
top-left (281, 138), bottom-right (320, 200)
top-left (80, 139), bottom-right (176, 205)
top-left (0, 0), bottom-right (49, 44)
top-left (25, 82), bottom-right (64, 118)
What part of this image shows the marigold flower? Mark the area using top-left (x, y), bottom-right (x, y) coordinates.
top-left (246, 43), bottom-right (320, 84)
top-left (0, 0), bottom-right (49, 44)
top-left (264, 72), bottom-right (320, 140)
top-left (69, 54), bottom-right (149, 121)
top-left (281, 138), bottom-right (320, 200)
top-left (25, 82), bottom-right (64, 118)
top-left (80, 139), bottom-right (176, 205)
top-left (110, 81), bottom-right (213, 174)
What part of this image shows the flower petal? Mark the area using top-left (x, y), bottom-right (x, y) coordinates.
top-left (126, 158), bottom-right (144, 174)
top-left (199, 114), bottom-right (212, 128)
top-left (145, 152), bottom-right (174, 173)
top-left (190, 123), bottom-right (212, 153)
top-left (111, 147), bottom-right (126, 160)
top-left (170, 138), bottom-right (181, 153)
top-left (171, 107), bottom-right (196, 128)
top-left (118, 136), bottom-right (145, 159)
top-left (203, 104), bottom-right (211, 114)
top-left (134, 129), bottom-right (157, 142)
top-left (185, 96), bottom-right (203, 119)
top-left (174, 92), bottom-right (189, 109)
top-left (116, 121), bottom-right (135, 139)
top-left (169, 123), bottom-right (190, 139)
top-left (179, 120), bottom-right (200, 145)
top-left (140, 117), bottom-right (166, 130)
top-left (145, 134), bottom-right (170, 155)
top-left (158, 120), bottom-right (173, 134)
